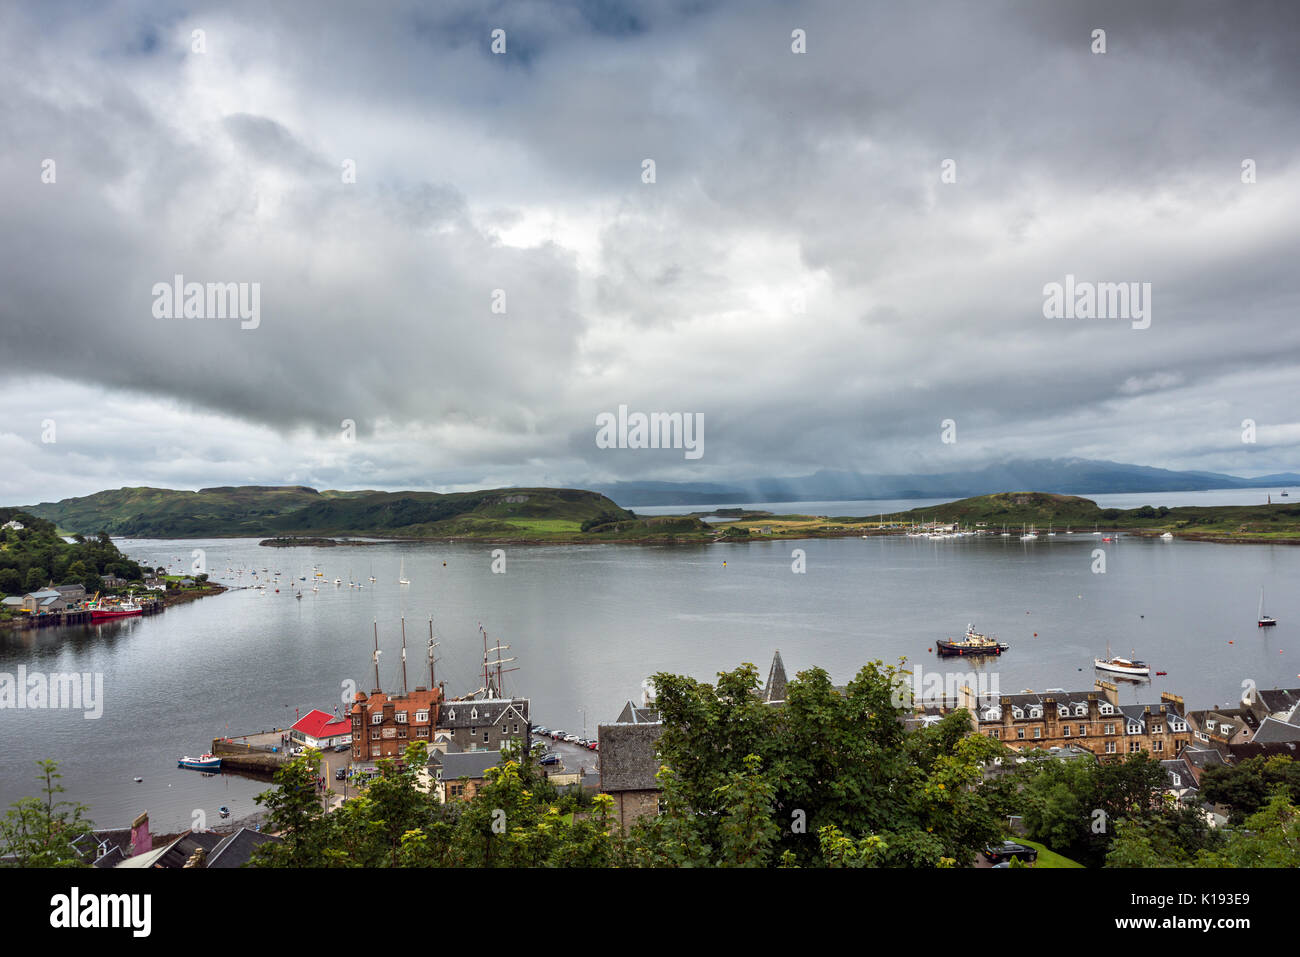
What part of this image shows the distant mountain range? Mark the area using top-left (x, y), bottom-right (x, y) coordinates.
top-left (591, 459), bottom-right (1300, 506)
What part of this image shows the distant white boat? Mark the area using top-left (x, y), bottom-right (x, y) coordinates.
top-left (1020, 523), bottom-right (1038, 541)
top-left (399, 558), bottom-right (410, 586)
top-left (1259, 587), bottom-right (1277, 627)
top-left (1160, 531), bottom-right (1174, 541)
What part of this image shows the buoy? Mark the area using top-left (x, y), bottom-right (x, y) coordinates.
top-left (1033, 633), bottom-right (1037, 637)
top-left (722, 561), bottom-right (726, 566)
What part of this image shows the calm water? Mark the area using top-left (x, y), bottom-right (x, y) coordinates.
top-left (2, 531), bottom-right (1297, 831)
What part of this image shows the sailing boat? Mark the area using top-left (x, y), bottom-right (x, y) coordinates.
top-left (1001, 523), bottom-right (1010, 537)
top-left (399, 558), bottom-right (410, 585)
top-left (1020, 523), bottom-right (1038, 541)
top-left (368, 562), bottom-right (376, 583)
top-left (1047, 521), bottom-right (1056, 537)
top-left (1259, 587), bottom-right (1277, 627)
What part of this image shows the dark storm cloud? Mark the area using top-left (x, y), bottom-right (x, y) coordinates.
top-left (0, 0), bottom-right (1298, 502)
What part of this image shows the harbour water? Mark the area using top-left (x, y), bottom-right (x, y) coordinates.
top-left (2, 524), bottom-right (1297, 832)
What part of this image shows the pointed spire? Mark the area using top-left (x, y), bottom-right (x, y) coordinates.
top-left (766, 649), bottom-right (788, 702)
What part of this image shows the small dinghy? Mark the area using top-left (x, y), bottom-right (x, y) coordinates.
top-left (218, 806), bottom-right (231, 818)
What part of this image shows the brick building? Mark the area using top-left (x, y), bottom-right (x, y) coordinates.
top-left (350, 686), bottom-right (442, 762)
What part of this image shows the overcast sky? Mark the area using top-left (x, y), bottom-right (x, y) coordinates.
top-left (2, 0), bottom-right (1298, 504)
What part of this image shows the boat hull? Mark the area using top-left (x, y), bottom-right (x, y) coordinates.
top-left (178, 758), bottom-right (222, 771)
top-left (1094, 660), bottom-right (1150, 677)
top-left (90, 608), bottom-right (142, 621)
top-left (936, 641), bottom-right (1005, 657)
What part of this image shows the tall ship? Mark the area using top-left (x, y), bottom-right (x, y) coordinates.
top-left (936, 623), bottom-right (1009, 657)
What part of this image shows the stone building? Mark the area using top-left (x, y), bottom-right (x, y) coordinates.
top-left (598, 700), bottom-right (662, 831)
top-left (972, 681), bottom-right (1191, 761)
top-left (437, 694), bottom-right (530, 752)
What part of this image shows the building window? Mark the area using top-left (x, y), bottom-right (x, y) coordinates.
top-left (1151, 723), bottom-right (1162, 734)
top-left (396, 711), bottom-right (408, 724)
top-left (1105, 741), bottom-right (1116, 754)
top-left (1104, 723), bottom-right (1115, 735)
top-left (1032, 727), bottom-right (1041, 739)
top-left (1129, 740), bottom-right (1142, 753)
top-left (1078, 725), bottom-right (1087, 736)
top-left (371, 713), bottom-right (383, 724)
top-left (370, 729), bottom-right (380, 740)
top-left (398, 728), bottom-right (407, 738)
top-left (1153, 739), bottom-right (1163, 752)
top-left (483, 730), bottom-right (489, 742)
top-left (989, 729), bottom-right (1000, 739)
top-left (1016, 728), bottom-right (1025, 740)
top-left (416, 710), bottom-right (429, 722)
top-left (1063, 726), bottom-right (1070, 737)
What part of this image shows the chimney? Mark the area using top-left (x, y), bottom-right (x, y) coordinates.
top-left (129, 811), bottom-right (152, 857)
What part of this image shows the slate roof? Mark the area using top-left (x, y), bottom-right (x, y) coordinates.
top-left (1255, 688), bottom-right (1300, 717)
top-left (206, 828), bottom-right (281, 868)
top-left (119, 831), bottom-right (224, 868)
top-left (1179, 747), bottom-right (1227, 771)
top-left (431, 750), bottom-right (504, 781)
top-left (598, 722), bottom-right (663, 792)
top-left (765, 650), bottom-right (788, 703)
top-left (1250, 717), bottom-right (1300, 744)
top-left (614, 700), bottom-right (659, 724)
top-left (439, 697), bottom-right (529, 729)
top-left (1228, 740), bottom-right (1300, 761)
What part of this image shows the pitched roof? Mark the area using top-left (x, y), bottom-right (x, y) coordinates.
top-left (614, 700), bottom-right (659, 724)
top-left (439, 697), bottom-right (528, 728)
top-left (1251, 717), bottom-right (1300, 744)
top-left (765, 650), bottom-right (788, 703)
top-left (431, 750), bottom-right (504, 781)
top-left (207, 828), bottom-right (281, 868)
top-left (291, 708), bottom-right (351, 740)
top-left (598, 722), bottom-right (662, 792)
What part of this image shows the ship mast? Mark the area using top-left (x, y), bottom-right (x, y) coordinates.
top-left (400, 616), bottom-right (408, 696)
top-left (427, 617), bottom-right (439, 688)
top-left (371, 620), bottom-right (382, 693)
top-left (480, 622), bottom-right (517, 697)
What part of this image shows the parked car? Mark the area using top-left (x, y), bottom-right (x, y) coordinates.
top-left (334, 768), bottom-right (347, 780)
top-left (563, 734), bottom-right (580, 743)
top-left (550, 730), bottom-right (567, 740)
top-left (586, 741), bottom-right (599, 751)
top-left (333, 743), bottom-right (350, 752)
top-left (983, 841), bottom-right (1037, 865)
top-left (540, 754), bottom-right (562, 766)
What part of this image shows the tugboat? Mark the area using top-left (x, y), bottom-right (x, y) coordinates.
top-left (936, 624), bottom-right (1009, 657)
top-left (177, 753), bottom-right (222, 772)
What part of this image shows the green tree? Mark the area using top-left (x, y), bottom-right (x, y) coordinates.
top-left (0, 760), bottom-right (95, 867)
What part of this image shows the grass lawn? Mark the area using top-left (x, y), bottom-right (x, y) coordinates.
top-left (1017, 838), bottom-right (1084, 868)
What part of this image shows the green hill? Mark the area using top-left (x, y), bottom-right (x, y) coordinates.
top-left (21, 486), bottom-right (655, 541)
top-left (0, 508), bottom-right (145, 600)
top-left (908, 491), bottom-right (1300, 539)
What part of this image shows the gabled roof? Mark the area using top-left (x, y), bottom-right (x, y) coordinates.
top-left (118, 831), bottom-right (224, 868)
top-left (614, 700), bottom-right (660, 724)
top-left (439, 698), bottom-right (529, 729)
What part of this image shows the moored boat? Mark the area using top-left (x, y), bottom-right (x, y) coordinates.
top-left (1094, 649), bottom-right (1150, 677)
top-left (88, 598), bottom-right (143, 621)
top-left (936, 623), bottom-right (1009, 657)
top-left (1259, 587), bottom-right (1277, 627)
top-left (178, 753), bottom-right (222, 772)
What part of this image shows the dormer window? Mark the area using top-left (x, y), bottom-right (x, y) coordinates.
top-left (1012, 706), bottom-right (1024, 719)
top-left (416, 710), bottom-right (429, 723)
top-left (371, 713), bottom-right (383, 725)
top-left (1074, 704), bottom-right (1086, 717)
top-left (447, 709), bottom-right (456, 721)
top-left (470, 707), bottom-right (478, 721)
top-left (1099, 704), bottom-right (1113, 715)
top-left (1029, 706), bottom-right (1042, 719)
top-left (395, 711), bottom-right (408, 724)
top-left (1057, 705), bottom-right (1068, 717)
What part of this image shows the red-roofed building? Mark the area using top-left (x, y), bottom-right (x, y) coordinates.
top-left (351, 686), bottom-right (442, 761)
top-left (289, 709), bottom-right (353, 749)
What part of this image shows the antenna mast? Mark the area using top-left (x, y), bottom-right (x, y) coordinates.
top-left (371, 620), bottom-right (382, 693)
